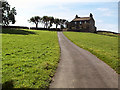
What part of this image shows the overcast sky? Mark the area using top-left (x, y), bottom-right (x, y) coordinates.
top-left (8, 0), bottom-right (119, 32)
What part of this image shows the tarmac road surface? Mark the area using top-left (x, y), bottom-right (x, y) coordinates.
top-left (50, 32), bottom-right (118, 88)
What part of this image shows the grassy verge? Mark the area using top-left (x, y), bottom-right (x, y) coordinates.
top-left (96, 31), bottom-right (118, 37)
top-left (2, 28), bottom-right (60, 89)
top-left (63, 32), bottom-right (119, 73)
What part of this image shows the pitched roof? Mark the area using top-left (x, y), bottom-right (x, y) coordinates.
top-left (72, 17), bottom-right (91, 21)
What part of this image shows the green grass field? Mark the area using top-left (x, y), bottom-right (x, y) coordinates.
top-left (63, 32), bottom-right (119, 73)
top-left (2, 28), bottom-right (60, 89)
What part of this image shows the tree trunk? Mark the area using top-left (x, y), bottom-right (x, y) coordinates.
top-left (56, 24), bottom-right (58, 29)
top-left (36, 23), bottom-right (38, 29)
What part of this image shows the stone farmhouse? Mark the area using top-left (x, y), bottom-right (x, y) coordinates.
top-left (67, 13), bottom-right (97, 32)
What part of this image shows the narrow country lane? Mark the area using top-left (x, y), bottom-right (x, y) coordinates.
top-left (50, 32), bottom-right (118, 88)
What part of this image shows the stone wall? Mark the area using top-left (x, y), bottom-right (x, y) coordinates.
top-left (68, 17), bottom-right (96, 33)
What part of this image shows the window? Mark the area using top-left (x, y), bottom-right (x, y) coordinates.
top-left (80, 21), bottom-right (81, 24)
